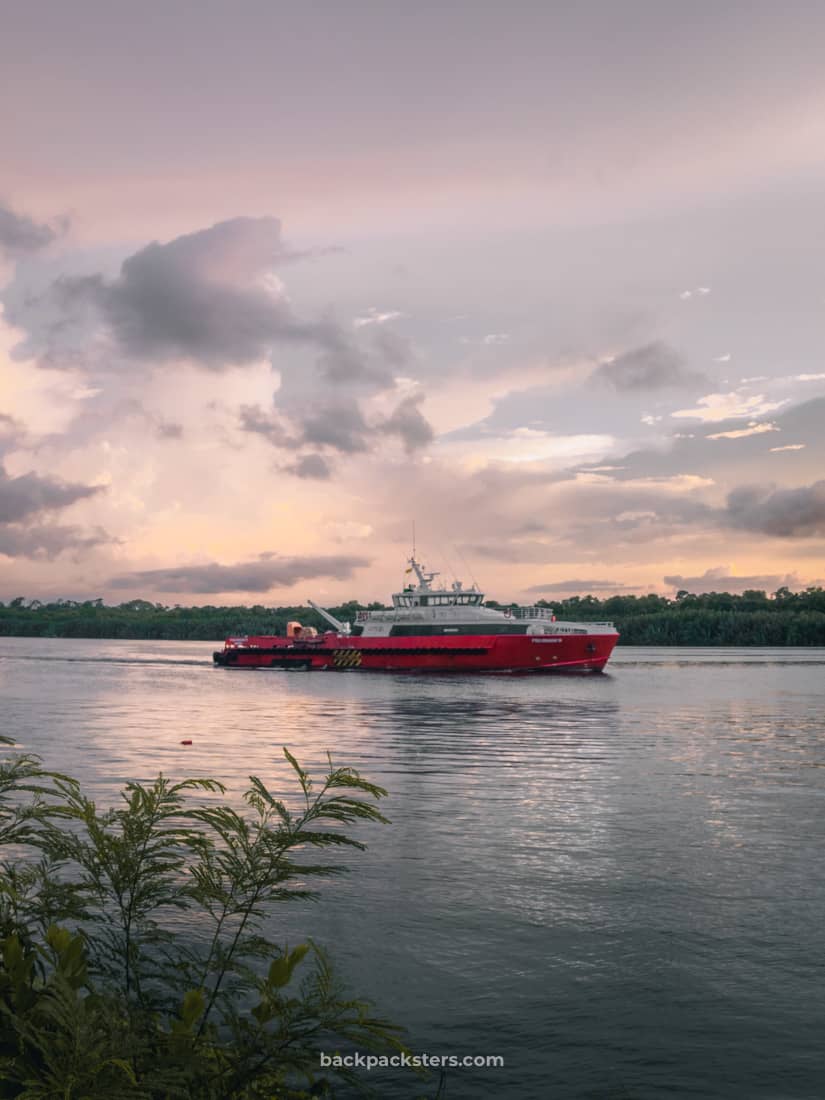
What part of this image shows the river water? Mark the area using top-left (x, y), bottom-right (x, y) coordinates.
top-left (1, 638), bottom-right (824, 1099)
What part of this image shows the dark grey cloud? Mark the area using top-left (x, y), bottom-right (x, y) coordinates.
top-left (725, 480), bottom-right (825, 538)
top-left (592, 341), bottom-right (705, 391)
top-left (663, 567), bottom-right (802, 593)
top-left (378, 393), bottom-right (434, 453)
top-left (283, 453), bottom-right (331, 479)
top-left (108, 552), bottom-right (370, 593)
top-left (0, 464), bottom-right (103, 524)
top-left (525, 578), bottom-right (635, 593)
top-left (240, 390), bottom-right (434, 469)
top-left (239, 400), bottom-right (357, 467)
top-left (368, 325), bottom-right (413, 370)
top-left (238, 404), bottom-right (293, 447)
top-left (0, 201), bottom-right (61, 256)
top-left (53, 217), bottom-right (301, 367)
top-left (300, 402), bottom-right (371, 454)
top-left (313, 320), bottom-right (396, 388)
top-left (0, 523), bottom-right (110, 559)
top-left (6, 216), bottom-right (404, 402)
top-left (0, 463), bottom-right (110, 560)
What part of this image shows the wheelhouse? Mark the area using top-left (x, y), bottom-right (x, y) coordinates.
top-left (392, 591), bottom-right (484, 609)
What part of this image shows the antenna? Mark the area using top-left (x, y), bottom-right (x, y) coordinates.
top-left (437, 542), bottom-right (460, 588)
top-left (412, 520), bottom-right (416, 559)
top-left (454, 544), bottom-right (480, 592)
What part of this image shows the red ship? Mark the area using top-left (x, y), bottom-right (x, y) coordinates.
top-left (213, 556), bottom-right (619, 674)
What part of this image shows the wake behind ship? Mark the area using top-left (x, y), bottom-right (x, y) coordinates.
top-left (213, 557), bottom-right (619, 674)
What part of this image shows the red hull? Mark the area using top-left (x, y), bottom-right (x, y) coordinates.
top-left (214, 631), bottom-right (618, 674)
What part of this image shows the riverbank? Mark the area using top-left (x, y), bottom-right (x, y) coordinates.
top-left (2, 593), bottom-right (825, 646)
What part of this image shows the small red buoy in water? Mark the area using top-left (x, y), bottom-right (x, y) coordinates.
top-left (180, 740), bottom-right (192, 745)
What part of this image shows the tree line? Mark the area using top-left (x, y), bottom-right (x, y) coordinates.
top-left (1, 588), bottom-right (825, 644)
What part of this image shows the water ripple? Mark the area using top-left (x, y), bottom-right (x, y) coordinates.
top-left (2, 637), bottom-right (824, 1099)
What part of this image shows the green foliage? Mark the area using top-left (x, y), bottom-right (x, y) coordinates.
top-left (539, 588), bottom-right (825, 645)
top-left (0, 737), bottom-right (408, 1098)
top-left (2, 590), bottom-right (825, 644)
top-left (0, 600), bottom-right (390, 642)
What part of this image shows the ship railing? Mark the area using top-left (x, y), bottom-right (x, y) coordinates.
top-left (508, 606), bottom-right (556, 619)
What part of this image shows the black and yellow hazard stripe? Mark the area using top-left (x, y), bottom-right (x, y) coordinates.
top-left (332, 648), bottom-right (363, 668)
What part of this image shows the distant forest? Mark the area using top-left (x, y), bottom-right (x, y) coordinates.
top-left (2, 588), bottom-right (825, 645)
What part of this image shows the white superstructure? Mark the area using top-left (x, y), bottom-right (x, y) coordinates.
top-left (352, 556), bottom-right (616, 640)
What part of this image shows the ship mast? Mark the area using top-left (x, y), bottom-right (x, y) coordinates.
top-left (408, 556), bottom-right (440, 593)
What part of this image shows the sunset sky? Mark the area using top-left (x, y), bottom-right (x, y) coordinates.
top-left (2, 0), bottom-right (825, 605)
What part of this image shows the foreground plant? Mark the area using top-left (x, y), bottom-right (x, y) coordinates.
top-left (0, 735), bottom-right (406, 1098)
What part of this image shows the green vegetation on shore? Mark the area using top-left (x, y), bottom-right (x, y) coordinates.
top-left (2, 587), bottom-right (825, 645)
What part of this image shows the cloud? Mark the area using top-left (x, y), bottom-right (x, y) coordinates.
top-left (353, 307), bottom-right (403, 328)
top-left (707, 421), bottom-right (779, 440)
top-left (524, 578), bottom-right (635, 593)
top-left (770, 444), bottom-right (805, 452)
top-left (312, 320), bottom-right (397, 387)
top-left (451, 470), bottom-right (717, 559)
top-left (0, 463), bottom-right (109, 559)
top-left (238, 404), bottom-right (293, 447)
top-left (0, 201), bottom-right (61, 256)
top-left (300, 401), bottom-right (371, 454)
top-left (671, 391), bottom-right (789, 423)
top-left (0, 524), bottom-right (110, 559)
top-left (725, 480), bottom-right (825, 538)
top-left (378, 393), bottom-right (434, 453)
top-left (108, 552), bottom-right (370, 593)
top-left (241, 390), bottom-right (434, 465)
top-left (593, 342), bottom-right (704, 391)
top-left (663, 566), bottom-right (802, 594)
top-left (0, 464), bottom-right (103, 524)
top-left (283, 453), bottom-right (331, 479)
top-left (566, 395), bottom-right (824, 485)
top-left (7, 217), bottom-right (398, 389)
top-left (50, 217), bottom-right (300, 367)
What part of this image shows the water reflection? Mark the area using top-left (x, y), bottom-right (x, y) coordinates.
top-left (2, 637), bottom-right (825, 1098)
